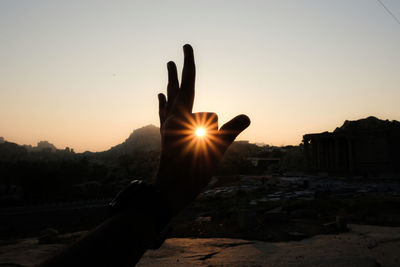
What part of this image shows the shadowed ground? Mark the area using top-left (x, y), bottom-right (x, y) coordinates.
top-left (1, 224), bottom-right (399, 266)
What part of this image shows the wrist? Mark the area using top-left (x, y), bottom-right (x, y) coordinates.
top-left (155, 171), bottom-right (192, 217)
top-left (108, 180), bottom-right (173, 248)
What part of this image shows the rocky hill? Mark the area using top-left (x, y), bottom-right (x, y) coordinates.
top-left (334, 116), bottom-right (400, 132)
top-left (103, 124), bottom-right (160, 157)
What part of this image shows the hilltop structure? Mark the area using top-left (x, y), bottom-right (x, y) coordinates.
top-left (303, 117), bottom-right (400, 176)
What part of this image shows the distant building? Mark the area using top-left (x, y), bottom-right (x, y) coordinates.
top-left (303, 117), bottom-right (400, 175)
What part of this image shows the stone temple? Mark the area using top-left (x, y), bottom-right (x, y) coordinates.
top-left (303, 117), bottom-right (400, 176)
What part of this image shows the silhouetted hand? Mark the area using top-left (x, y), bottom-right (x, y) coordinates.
top-left (37, 44), bottom-right (249, 267)
top-left (156, 44), bottom-right (250, 215)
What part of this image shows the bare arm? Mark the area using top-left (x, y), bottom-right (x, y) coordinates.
top-left (37, 44), bottom-right (250, 267)
top-left (38, 210), bottom-right (165, 267)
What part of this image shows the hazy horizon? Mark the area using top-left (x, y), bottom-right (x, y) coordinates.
top-left (1, 1), bottom-right (399, 152)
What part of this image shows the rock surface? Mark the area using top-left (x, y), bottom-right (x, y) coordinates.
top-left (1, 224), bottom-right (400, 266)
top-left (139, 224), bottom-right (400, 266)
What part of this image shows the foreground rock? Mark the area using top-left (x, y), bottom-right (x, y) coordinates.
top-left (1, 225), bottom-right (400, 266)
top-left (139, 224), bottom-right (399, 267)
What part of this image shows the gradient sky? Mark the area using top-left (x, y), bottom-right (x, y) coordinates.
top-left (1, 0), bottom-right (399, 152)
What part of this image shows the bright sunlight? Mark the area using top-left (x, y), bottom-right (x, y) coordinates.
top-left (195, 127), bottom-right (206, 137)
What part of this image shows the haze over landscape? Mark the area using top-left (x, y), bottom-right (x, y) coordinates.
top-left (1, 0), bottom-right (399, 152)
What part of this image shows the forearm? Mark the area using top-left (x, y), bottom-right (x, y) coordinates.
top-left (37, 211), bottom-right (162, 267)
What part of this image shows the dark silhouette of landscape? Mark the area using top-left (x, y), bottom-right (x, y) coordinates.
top-left (0, 117), bottom-right (400, 240)
top-left (1, 116), bottom-right (400, 266)
top-left (1, 116), bottom-right (399, 206)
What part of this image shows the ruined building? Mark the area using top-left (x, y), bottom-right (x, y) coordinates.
top-left (303, 117), bottom-right (400, 175)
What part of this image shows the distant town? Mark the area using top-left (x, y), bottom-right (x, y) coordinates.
top-left (1, 116), bottom-right (399, 207)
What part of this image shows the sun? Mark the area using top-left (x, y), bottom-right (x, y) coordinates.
top-left (195, 127), bottom-right (206, 137)
top-left (171, 113), bottom-right (223, 161)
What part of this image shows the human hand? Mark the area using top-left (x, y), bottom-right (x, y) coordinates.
top-left (156, 44), bottom-right (250, 215)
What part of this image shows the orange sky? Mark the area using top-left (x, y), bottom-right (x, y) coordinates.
top-left (1, 1), bottom-right (399, 152)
